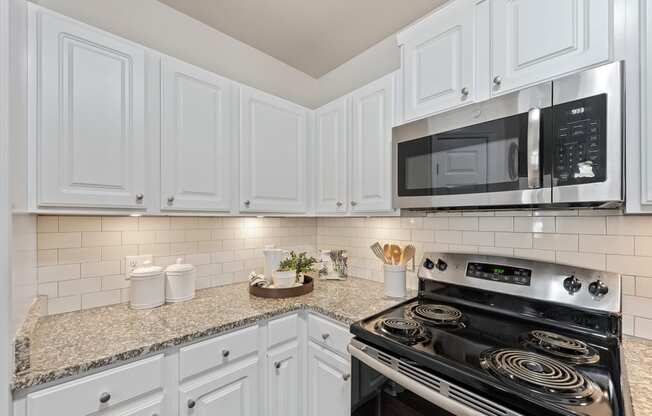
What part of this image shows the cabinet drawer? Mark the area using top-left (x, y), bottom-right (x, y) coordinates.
top-left (26, 355), bottom-right (163, 416)
top-left (308, 314), bottom-right (352, 357)
top-left (268, 313), bottom-right (299, 348)
top-left (179, 325), bottom-right (259, 380)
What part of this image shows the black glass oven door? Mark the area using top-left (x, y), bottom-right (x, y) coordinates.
top-left (351, 357), bottom-right (455, 416)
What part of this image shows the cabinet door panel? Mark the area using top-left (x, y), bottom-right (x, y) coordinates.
top-left (307, 343), bottom-right (350, 416)
top-left (350, 75), bottom-right (393, 213)
top-left (179, 358), bottom-right (258, 416)
top-left (240, 88), bottom-right (308, 213)
top-left (267, 343), bottom-right (300, 416)
top-left (491, 0), bottom-right (610, 94)
top-left (314, 97), bottom-right (348, 214)
top-left (399, 0), bottom-right (475, 120)
top-left (30, 6), bottom-right (146, 208)
top-left (161, 58), bottom-right (232, 211)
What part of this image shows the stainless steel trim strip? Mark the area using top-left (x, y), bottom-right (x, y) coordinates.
top-left (527, 107), bottom-right (541, 189)
top-left (348, 340), bottom-right (522, 416)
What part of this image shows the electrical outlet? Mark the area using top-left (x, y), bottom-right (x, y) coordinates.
top-left (125, 255), bottom-right (153, 274)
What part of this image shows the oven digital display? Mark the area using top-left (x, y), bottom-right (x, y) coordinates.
top-left (466, 262), bottom-right (532, 286)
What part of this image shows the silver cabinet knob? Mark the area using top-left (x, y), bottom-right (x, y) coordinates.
top-left (222, 349), bottom-right (230, 358)
top-left (350, 201), bottom-right (357, 207)
top-left (493, 75), bottom-right (502, 86)
top-left (342, 373), bottom-right (351, 381)
top-left (167, 196), bottom-right (174, 205)
top-left (321, 333), bottom-right (330, 340)
top-left (274, 361), bottom-right (281, 369)
top-left (243, 200), bottom-right (250, 207)
top-left (99, 392), bottom-right (111, 403)
top-left (336, 201), bottom-right (343, 207)
top-left (187, 399), bottom-right (196, 409)
top-left (136, 193), bottom-right (144, 201)
top-left (461, 87), bottom-right (469, 96)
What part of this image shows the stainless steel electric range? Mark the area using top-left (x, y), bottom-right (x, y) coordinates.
top-left (349, 252), bottom-right (632, 416)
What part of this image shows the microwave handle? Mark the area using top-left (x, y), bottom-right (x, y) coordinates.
top-left (527, 107), bottom-right (541, 188)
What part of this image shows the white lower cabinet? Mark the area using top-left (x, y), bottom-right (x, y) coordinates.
top-left (307, 342), bottom-right (351, 416)
top-left (13, 312), bottom-right (353, 416)
top-left (19, 355), bottom-right (164, 416)
top-left (267, 342), bottom-right (301, 416)
top-left (179, 357), bottom-right (259, 416)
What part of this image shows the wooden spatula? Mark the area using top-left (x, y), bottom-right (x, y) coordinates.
top-left (401, 245), bottom-right (416, 265)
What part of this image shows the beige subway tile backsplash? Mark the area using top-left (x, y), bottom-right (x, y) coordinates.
top-left (34, 210), bottom-right (652, 342)
top-left (38, 216), bottom-right (317, 315)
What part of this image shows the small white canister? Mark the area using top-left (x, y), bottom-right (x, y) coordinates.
top-left (129, 261), bottom-right (165, 309)
top-left (384, 264), bottom-right (407, 298)
top-left (165, 258), bottom-right (196, 303)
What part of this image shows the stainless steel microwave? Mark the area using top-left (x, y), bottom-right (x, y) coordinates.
top-left (392, 61), bottom-right (623, 210)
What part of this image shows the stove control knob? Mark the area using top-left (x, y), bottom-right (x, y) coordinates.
top-left (435, 259), bottom-right (448, 272)
top-left (423, 258), bottom-right (435, 270)
top-left (563, 275), bottom-right (582, 295)
top-left (589, 280), bottom-right (609, 297)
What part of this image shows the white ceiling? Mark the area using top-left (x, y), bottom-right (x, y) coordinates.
top-left (158, 0), bottom-right (447, 78)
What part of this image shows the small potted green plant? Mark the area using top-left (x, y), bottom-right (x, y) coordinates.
top-left (275, 251), bottom-right (317, 286)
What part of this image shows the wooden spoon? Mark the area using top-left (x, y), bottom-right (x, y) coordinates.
top-left (383, 244), bottom-right (392, 264)
top-left (390, 244), bottom-right (402, 265)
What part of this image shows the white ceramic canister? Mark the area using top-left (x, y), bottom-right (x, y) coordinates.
top-left (165, 258), bottom-right (196, 303)
top-left (384, 264), bottom-right (407, 298)
top-left (129, 261), bottom-right (165, 309)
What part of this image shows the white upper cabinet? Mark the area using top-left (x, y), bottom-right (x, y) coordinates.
top-left (314, 97), bottom-right (348, 214)
top-left (29, 6), bottom-right (147, 209)
top-left (398, 0), bottom-right (476, 121)
top-left (240, 87), bottom-right (309, 213)
top-left (490, 0), bottom-right (611, 95)
top-left (350, 74), bottom-right (394, 213)
top-left (161, 57), bottom-right (233, 212)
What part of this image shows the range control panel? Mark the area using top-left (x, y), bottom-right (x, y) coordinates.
top-left (554, 93), bottom-right (607, 186)
top-left (466, 262), bottom-right (532, 286)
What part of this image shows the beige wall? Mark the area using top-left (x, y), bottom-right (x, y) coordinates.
top-left (36, 216), bottom-right (316, 314)
top-left (32, 0), bottom-right (400, 109)
top-left (317, 210), bottom-right (652, 340)
top-left (11, 214), bottom-right (37, 334)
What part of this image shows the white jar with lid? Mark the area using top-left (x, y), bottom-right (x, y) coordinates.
top-left (165, 258), bottom-right (196, 303)
top-left (129, 261), bottom-right (165, 309)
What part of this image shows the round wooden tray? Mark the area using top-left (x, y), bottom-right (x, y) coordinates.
top-left (249, 275), bottom-right (314, 299)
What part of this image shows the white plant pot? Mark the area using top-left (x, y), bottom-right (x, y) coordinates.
top-left (273, 270), bottom-right (296, 288)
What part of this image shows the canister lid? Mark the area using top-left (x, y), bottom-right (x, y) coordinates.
top-left (165, 258), bottom-right (194, 273)
top-left (130, 261), bottom-right (163, 278)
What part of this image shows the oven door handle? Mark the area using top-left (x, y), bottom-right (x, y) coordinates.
top-left (527, 107), bottom-right (541, 189)
top-left (348, 343), bottom-right (495, 416)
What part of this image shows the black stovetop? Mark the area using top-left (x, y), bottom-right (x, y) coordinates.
top-left (351, 284), bottom-right (628, 416)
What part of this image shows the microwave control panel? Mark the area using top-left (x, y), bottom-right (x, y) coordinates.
top-left (554, 94), bottom-right (607, 186)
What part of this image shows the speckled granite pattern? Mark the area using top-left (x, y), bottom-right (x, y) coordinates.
top-left (623, 336), bottom-right (652, 416)
top-left (14, 297), bottom-right (45, 375)
top-left (13, 278), bottom-right (411, 393)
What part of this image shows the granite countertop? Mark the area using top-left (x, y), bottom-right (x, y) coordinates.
top-left (13, 277), bottom-right (411, 393)
top-left (623, 336), bottom-right (652, 415)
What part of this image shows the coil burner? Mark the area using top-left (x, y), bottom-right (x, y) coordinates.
top-left (524, 330), bottom-right (600, 365)
top-left (375, 318), bottom-right (431, 344)
top-left (480, 348), bottom-right (602, 406)
top-left (410, 304), bottom-right (465, 328)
